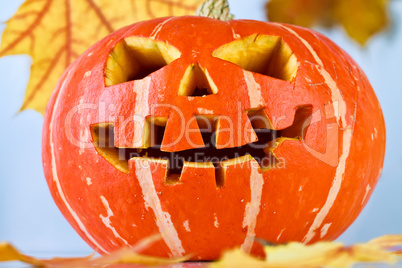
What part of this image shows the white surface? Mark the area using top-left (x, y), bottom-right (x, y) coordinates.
top-left (0, 0), bottom-right (401, 256)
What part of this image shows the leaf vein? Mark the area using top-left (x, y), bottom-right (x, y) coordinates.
top-left (0, 0), bottom-right (52, 57)
top-left (85, 0), bottom-right (114, 32)
top-left (65, 0), bottom-right (72, 67)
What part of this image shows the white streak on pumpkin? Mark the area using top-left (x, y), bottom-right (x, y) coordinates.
top-left (100, 196), bottom-right (130, 246)
top-left (135, 160), bottom-right (185, 257)
top-left (277, 24), bottom-right (353, 244)
top-left (277, 228), bottom-right (285, 241)
top-left (361, 184), bottom-right (372, 205)
top-left (132, 77), bottom-right (151, 148)
top-left (150, 17), bottom-right (174, 39)
top-left (183, 220), bottom-right (191, 232)
top-left (214, 213), bottom-right (219, 228)
top-left (86, 177), bottom-right (92, 185)
top-left (241, 165), bottom-right (264, 253)
top-left (84, 71), bottom-right (91, 78)
top-left (197, 107), bottom-right (214, 114)
top-left (49, 70), bottom-right (108, 254)
top-left (320, 223), bottom-right (332, 238)
top-left (244, 70), bottom-right (264, 109)
top-left (229, 24), bottom-right (241, 39)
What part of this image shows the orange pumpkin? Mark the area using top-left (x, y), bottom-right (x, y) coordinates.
top-left (42, 16), bottom-right (386, 260)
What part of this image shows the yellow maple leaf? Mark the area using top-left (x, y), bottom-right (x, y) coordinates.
top-left (0, 0), bottom-right (204, 114)
top-left (1, 234), bottom-right (402, 267)
top-left (212, 235), bottom-right (402, 268)
top-left (266, 0), bottom-right (390, 46)
top-left (367, 234), bottom-right (402, 249)
top-left (0, 235), bottom-right (188, 267)
top-left (0, 242), bottom-right (94, 266)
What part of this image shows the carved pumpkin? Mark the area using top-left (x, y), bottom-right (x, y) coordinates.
top-left (42, 16), bottom-right (386, 260)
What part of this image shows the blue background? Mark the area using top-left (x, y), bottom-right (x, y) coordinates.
top-left (0, 0), bottom-right (401, 256)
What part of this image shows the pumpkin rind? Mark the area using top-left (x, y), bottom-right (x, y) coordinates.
top-left (42, 16), bottom-right (386, 260)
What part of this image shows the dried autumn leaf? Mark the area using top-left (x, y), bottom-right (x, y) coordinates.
top-left (394, 250), bottom-right (402, 256)
top-left (327, 244), bottom-right (396, 267)
top-left (0, 242), bottom-right (93, 267)
top-left (263, 242), bottom-right (345, 267)
top-left (266, 0), bottom-right (390, 45)
top-left (367, 234), bottom-right (402, 249)
top-left (211, 235), bottom-right (402, 268)
top-left (0, 0), bottom-right (204, 115)
top-left (0, 235), bottom-right (187, 267)
top-left (90, 247), bottom-right (189, 266)
top-left (266, 0), bottom-right (334, 28)
top-left (209, 248), bottom-right (267, 268)
top-left (88, 234), bottom-right (190, 266)
top-left (332, 0), bottom-right (390, 45)
top-left (2, 235), bottom-right (402, 267)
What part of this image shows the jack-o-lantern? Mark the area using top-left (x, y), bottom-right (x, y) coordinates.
top-left (42, 14), bottom-right (385, 260)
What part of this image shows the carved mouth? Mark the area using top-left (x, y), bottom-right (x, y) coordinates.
top-left (91, 106), bottom-right (312, 185)
top-left (93, 124), bottom-right (276, 169)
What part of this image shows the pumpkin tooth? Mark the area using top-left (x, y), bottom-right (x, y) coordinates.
top-left (216, 154), bottom-right (258, 181)
top-left (214, 113), bottom-right (258, 149)
top-left (129, 156), bottom-right (184, 185)
top-left (179, 161), bottom-right (218, 188)
top-left (160, 114), bottom-right (205, 152)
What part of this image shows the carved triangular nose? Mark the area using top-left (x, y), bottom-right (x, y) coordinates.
top-left (178, 63), bottom-right (218, 97)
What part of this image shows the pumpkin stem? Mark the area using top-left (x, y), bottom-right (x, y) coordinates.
top-left (195, 0), bottom-right (234, 21)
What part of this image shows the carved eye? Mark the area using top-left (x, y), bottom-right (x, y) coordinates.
top-left (105, 37), bottom-right (181, 86)
top-left (212, 34), bottom-right (298, 81)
